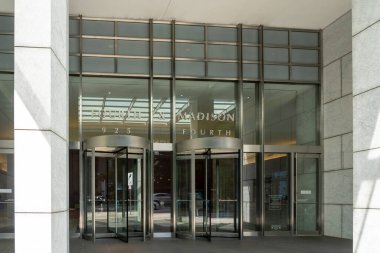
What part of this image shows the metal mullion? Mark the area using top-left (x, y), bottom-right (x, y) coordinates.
top-left (171, 20), bottom-right (177, 237)
top-left (259, 25), bottom-right (265, 236)
top-left (148, 18), bottom-right (154, 237)
top-left (204, 24), bottom-right (208, 77)
top-left (289, 29), bottom-right (292, 81)
top-left (237, 24), bottom-right (244, 240)
top-left (114, 21), bottom-right (118, 74)
top-left (290, 152), bottom-right (295, 235)
top-left (91, 149), bottom-right (96, 242)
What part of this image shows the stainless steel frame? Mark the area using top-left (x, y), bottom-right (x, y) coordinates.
top-left (176, 137), bottom-right (242, 240)
top-left (82, 134), bottom-right (150, 242)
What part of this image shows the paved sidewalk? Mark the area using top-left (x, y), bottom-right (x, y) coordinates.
top-left (70, 236), bottom-right (352, 253)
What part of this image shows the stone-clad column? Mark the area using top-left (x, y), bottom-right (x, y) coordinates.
top-left (14, 0), bottom-right (69, 253)
top-left (353, 1), bottom-right (380, 252)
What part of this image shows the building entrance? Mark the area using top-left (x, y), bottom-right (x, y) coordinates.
top-left (82, 135), bottom-right (150, 242)
top-left (175, 137), bottom-right (241, 240)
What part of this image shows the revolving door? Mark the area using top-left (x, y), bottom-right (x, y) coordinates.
top-left (175, 137), bottom-right (242, 240)
top-left (83, 135), bottom-right (150, 242)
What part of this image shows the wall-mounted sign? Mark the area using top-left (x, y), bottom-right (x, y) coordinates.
top-left (300, 190), bottom-right (312, 195)
top-left (269, 195), bottom-right (282, 210)
top-left (128, 172), bottom-right (133, 190)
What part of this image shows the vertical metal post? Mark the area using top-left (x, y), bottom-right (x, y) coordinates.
top-left (290, 152), bottom-right (295, 235)
top-left (148, 18), bottom-right (154, 238)
top-left (191, 151), bottom-right (196, 240)
top-left (91, 149), bottom-right (96, 242)
top-left (259, 25), bottom-right (265, 236)
top-left (171, 20), bottom-right (177, 237)
top-left (115, 155), bottom-right (118, 234)
top-left (143, 148), bottom-right (147, 241)
top-left (237, 24), bottom-right (244, 240)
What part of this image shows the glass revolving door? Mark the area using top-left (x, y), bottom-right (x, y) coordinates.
top-left (175, 137), bottom-right (241, 240)
top-left (83, 135), bottom-right (149, 242)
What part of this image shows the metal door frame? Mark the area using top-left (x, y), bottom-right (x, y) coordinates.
top-left (82, 135), bottom-right (150, 242)
top-left (175, 137), bottom-right (242, 240)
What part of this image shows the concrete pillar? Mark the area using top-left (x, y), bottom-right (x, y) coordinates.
top-left (14, 0), bottom-right (69, 253)
top-left (352, 1), bottom-right (380, 252)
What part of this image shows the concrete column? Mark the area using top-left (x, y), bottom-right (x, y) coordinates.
top-left (14, 0), bottom-right (69, 253)
top-left (353, 1), bottom-right (380, 252)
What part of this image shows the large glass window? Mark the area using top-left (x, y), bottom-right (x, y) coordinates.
top-left (243, 83), bottom-right (259, 144)
top-left (153, 80), bottom-right (171, 143)
top-left (264, 84), bottom-right (319, 145)
top-left (175, 81), bottom-right (237, 141)
top-left (0, 74), bottom-right (13, 140)
top-left (81, 77), bottom-right (149, 139)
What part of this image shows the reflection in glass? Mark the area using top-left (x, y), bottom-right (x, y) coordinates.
top-left (296, 156), bottom-right (319, 234)
top-left (264, 153), bottom-right (290, 232)
top-left (0, 74), bottom-right (14, 140)
top-left (243, 83), bottom-right (258, 144)
top-left (81, 77), bottom-right (149, 139)
top-left (69, 150), bottom-right (80, 235)
top-left (153, 80), bottom-right (171, 143)
top-left (264, 84), bottom-right (319, 145)
top-left (69, 77), bottom-right (80, 141)
top-left (153, 152), bottom-right (172, 232)
top-left (0, 153), bottom-right (14, 234)
top-left (176, 158), bottom-right (191, 233)
top-left (243, 153), bottom-right (259, 232)
top-left (175, 81), bottom-right (237, 141)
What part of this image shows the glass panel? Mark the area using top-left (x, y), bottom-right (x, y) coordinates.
top-left (0, 153), bottom-right (14, 233)
top-left (153, 152), bottom-right (172, 232)
top-left (291, 32), bottom-right (319, 47)
top-left (291, 66), bottom-right (319, 82)
top-left (175, 81), bottom-right (237, 141)
top-left (118, 22), bottom-right (148, 38)
top-left (81, 77), bottom-right (149, 139)
top-left (243, 46), bottom-right (259, 61)
top-left (0, 74), bottom-right (14, 140)
top-left (69, 150), bottom-right (80, 234)
top-left (117, 58), bottom-right (149, 74)
top-left (208, 26), bottom-right (237, 42)
top-left (243, 153), bottom-right (259, 233)
top-left (194, 157), bottom-right (207, 234)
top-left (264, 153), bottom-right (290, 232)
top-left (84, 152), bottom-right (93, 237)
top-left (83, 20), bottom-right (114, 36)
top-left (153, 80), bottom-right (171, 142)
top-left (208, 62), bottom-right (237, 78)
top-left (69, 56), bottom-right (80, 73)
top-left (208, 44), bottom-right (237, 60)
top-left (118, 40), bottom-right (148, 56)
top-left (264, 84), bottom-right (319, 145)
top-left (176, 61), bottom-right (205, 76)
top-left (176, 25), bottom-right (204, 41)
top-left (127, 157), bottom-right (143, 234)
top-left (0, 53), bottom-right (14, 72)
top-left (242, 28), bottom-right (259, 44)
top-left (243, 64), bottom-right (259, 79)
top-left (291, 49), bottom-right (319, 64)
top-left (264, 65), bottom-right (289, 80)
top-left (211, 157), bottom-right (238, 233)
top-left (153, 23), bottom-right (171, 39)
top-left (0, 16), bottom-right (14, 33)
top-left (296, 156), bottom-right (319, 234)
top-left (0, 35), bottom-right (13, 51)
top-left (107, 158), bottom-right (116, 233)
top-left (176, 43), bottom-right (204, 58)
top-left (243, 83), bottom-right (258, 144)
top-left (264, 47), bottom-right (288, 63)
top-left (115, 150), bottom-right (127, 238)
top-left (69, 38), bottom-right (80, 54)
top-left (69, 77), bottom-right (80, 141)
top-left (69, 19), bottom-right (79, 36)
top-left (176, 158), bottom-right (191, 233)
top-left (83, 39), bottom-right (114, 55)
top-left (264, 30), bottom-right (288, 45)
top-left (153, 42), bottom-right (171, 57)
top-left (153, 60), bottom-right (171, 75)
top-left (94, 156), bottom-right (110, 234)
top-left (82, 57), bottom-right (115, 73)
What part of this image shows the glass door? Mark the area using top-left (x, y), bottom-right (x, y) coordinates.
top-left (264, 153), bottom-right (291, 235)
top-left (295, 154), bottom-right (320, 235)
top-left (115, 148), bottom-right (128, 241)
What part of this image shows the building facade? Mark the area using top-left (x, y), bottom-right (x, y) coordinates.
top-left (0, 0), bottom-right (379, 253)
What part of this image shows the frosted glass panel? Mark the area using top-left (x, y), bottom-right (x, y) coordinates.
top-left (83, 57), bottom-right (114, 73)
top-left (292, 49), bottom-right (319, 64)
top-left (0, 16), bottom-right (14, 33)
top-left (153, 42), bottom-right (171, 57)
top-left (118, 40), bottom-right (149, 56)
top-left (118, 58), bottom-right (149, 74)
top-left (154, 60), bottom-right (171, 75)
top-left (176, 61), bottom-right (205, 76)
top-left (69, 38), bottom-right (80, 54)
top-left (243, 46), bottom-right (259, 61)
top-left (208, 62), bottom-right (237, 78)
top-left (243, 28), bottom-right (259, 44)
top-left (176, 43), bottom-right (204, 58)
top-left (83, 39), bottom-right (114, 54)
top-left (176, 25), bottom-right (204, 41)
top-left (118, 22), bottom-right (149, 38)
top-left (291, 66), bottom-right (319, 81)
top-left (0, 53), bottom-right (13, 71)
top-left (69, 56), bottom-right (80, 73)
top-left (264, 48), bottom-right (288, 63)
top-left (208, 45), bottom-right (237, 60)
top-left (264, 30), bottom-right (288, 45)
top-left (0, 35), bottom-right (13, 51)
top-left (154, 24), bottom-right (171, 39)
top-left (208, 26), bottom-right (237, 42)
top-left (83, 20), bottom-right (114, 36)
top-left (264, 65), bottom-right (289, 80)
top-left (243, 64), bottom-right (259, 79)
top-left (291, 32), bottom-right (319, 47)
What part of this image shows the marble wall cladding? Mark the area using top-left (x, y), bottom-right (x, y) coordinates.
top-left (322, 10), bottom-right (353, 239)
